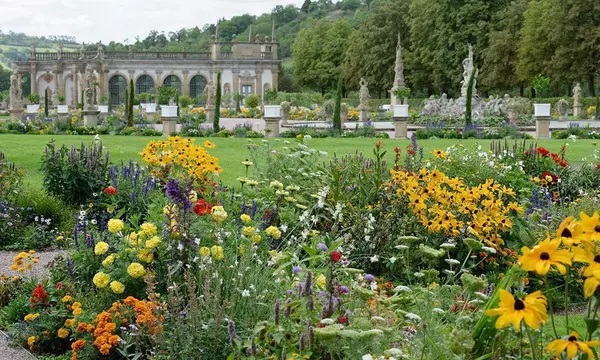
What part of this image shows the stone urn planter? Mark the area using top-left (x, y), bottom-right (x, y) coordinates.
top-left (57, 105), bottom-right (69, 114)
top-left (144, 104), bottom-right (157, 113)
top-left (393, 105), bottom-right (409, 118)
top-left (161, 105), bottom-right (178, 118)
top-left (264, 105), bottom-right (281, 119)
top-left (533, 104), bottom-right (551, 118)
top-left (27, 104), bottom-right (40, 114)
top-left (98, 105), bottom-right (109, 114)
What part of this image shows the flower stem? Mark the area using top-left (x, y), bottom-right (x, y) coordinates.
top-left (565, 268), bottom-right (570, 334)
top-left (525, 325), bottom-right (538, 360)
top-left (545, 275), bottom-right (559, 338)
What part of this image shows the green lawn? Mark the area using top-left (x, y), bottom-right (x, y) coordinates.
top-left (0, 134), bottom-right (595, 188)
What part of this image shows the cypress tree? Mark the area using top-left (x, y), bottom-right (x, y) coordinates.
top-left (124, 86), bottom-right (129, 118)
top-left (175, 93), bottom-right (180, 117)
top-left (44, 88), bottom-right (49, 117)
top-left (332, 72), bottom-right (343, 134)
top-left (214, 72), bottom-right (222, 133)
top-left (596, 84), bottom-right (599, 120)
top-left (81, 90), bottom-right (84, 109)
top-left (127, 79), bottom-right (134, 127)
top-left (465, 67), bottom-right (476, 126)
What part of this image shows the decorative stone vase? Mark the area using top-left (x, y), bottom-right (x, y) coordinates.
top-left (533, 104), bottom-right (551, 118)
top-left (264, 105), bottom-right (281, 119)
top-left (161, 105), bottom-right (178, 118)
top-left (57, 105), bottom-right (69, 114)
top-left (98, 105), bottom-right (109, 114)
top-left (393, 105), bottom-right (409, 118)
top-left (144, 104), bottom-right (157, 113)
top-left (27, 104), bottom-right (40, 114)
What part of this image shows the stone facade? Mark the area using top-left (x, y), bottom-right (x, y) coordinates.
top-left (15, 39), bottom-right (280, 107)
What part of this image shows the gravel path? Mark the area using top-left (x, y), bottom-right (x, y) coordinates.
top-left (0, 250), bottom-right (65, 360)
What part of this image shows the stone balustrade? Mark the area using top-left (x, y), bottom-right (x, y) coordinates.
top-left (30, 50), bottom-right (270, 62)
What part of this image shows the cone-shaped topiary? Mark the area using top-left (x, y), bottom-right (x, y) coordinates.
top-left (214, 72), bottom-right (222, 133)
top-left (332, 72), bottom-right (343, 134)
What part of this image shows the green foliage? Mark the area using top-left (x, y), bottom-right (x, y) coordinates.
top-left (264, 88), bottom-right (278, 105)
top-left (44, 88), bottom-right (49, 117)
top-left (244, 94), bottom-right (260, 109)
top-left (214, 72), bottom-right (222, 132)
top-left (28, 93), bottom-right (40, 104)
top-left (157, 86), bottom-right (178, 105)
top-left (178, 95), bottom-right (193, 109)
top-left (127, 79), bottom-right (134, 127)
top-left (531, 74), bottom-right (551, 98)
top-left (332, 72), bottom-right (343, 133)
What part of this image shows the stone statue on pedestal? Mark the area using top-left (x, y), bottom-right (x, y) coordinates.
top-left (9, 70), bottom-right (22, 109)
top-left (359, 78), bottom-right (370, 109)
top-left (82, 65), bottom-right (98, 110)
top-left (57, 42), bottom-right (64, 59)
top-left (390, 33), bottom-right (406, 105)
top-left (573, 83), bottom-right (582, 116)
top-left (52, 88), bottom-right (59, 107)
top-left (78, 42), bottom-right (86, 60)
top-left (460, 44), bottom-right (478, 98)
top-left (204, 80), bottom-right (216, 107)
top-left (30, 44), bottom-right (36, 59)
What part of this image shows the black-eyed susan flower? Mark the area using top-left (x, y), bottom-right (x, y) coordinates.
top-left (519, 237), bottom-right (572, 275)
top-left (581, 212), bottom-right (600, 242)
top-left (556, 216), bottom-right (582, 247)
top-left (484, 289), bottom-right (548, 330)
top-left (546, 331), bottom-right (600, 359)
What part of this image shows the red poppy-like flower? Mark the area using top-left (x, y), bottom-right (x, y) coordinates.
top-left (536, 147), bottom-right (550, 157)
top-left (559, 160), bottom-right (567, 167)
top-left (330, 251), bottom-right (341, 262)
top-left (104, 186), bottom-right (118, 196)
top-left (596, 164), bottom-right (600, 169)
top-left (56, 282), bottom-right (63, 289)
top-left (542, 171), bottom-right (559, 183)
top-left (193, 199), bottom-right (212, 216)
top-left (31, 284), bottom-right (48, 305)
top-left (337, 315), bottom-right (348, 324)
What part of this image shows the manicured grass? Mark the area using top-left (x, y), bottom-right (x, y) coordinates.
top-left (0, 134), bottom-right (595, 188)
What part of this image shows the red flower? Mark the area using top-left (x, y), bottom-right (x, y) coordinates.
top-left (337, 315), bottom-right (348, 325)
top-left (559, 160), bottom-right (567, 168)
top-left (536, 147), bottom-right (550, 157)
top-left (56, 282), bottom-right (63, 289)
top-left (30, 284), bottom-right (48, 305)
top-left (596, 164), bottom-right (600, 169)
top-left (104, 186), bottom-right (118, 196)
top-left (330, 251), bottom-right (341, 262)
top-left (193, 199), bottom-right (212, 216)
top-left (542, 171), bottom-right (559, 183)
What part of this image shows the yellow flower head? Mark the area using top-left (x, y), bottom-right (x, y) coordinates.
top-left (433, 149), bottom-right (448, 159)
top-left (199, 247), bottom-right (211, 257)
top-left (315, 274), bottom-right (326, 289)
top-left (110, 281), bottom-right (125, 294)
top-left (64, 318), bottom-right (75, 327)
top-left (93, 272), bottom-right (111, 288)
top-left (265, 226), bottom-right (282, 240)
top-left (242, 226), bottom-right (256, 237)
top-left (484, 289), bottom-right (548, 330)
top-left (107, 219), bottom-right (125, 234)
top-left (519, 237), bottom-right (572, 275)
top-left (94, 241), bottom-right (109, 255)
top-left (556, 216), bottom-right (582, 247)
top-left (27, 336), bottom-right (36, 347)
top-left (146, 236), bottom-right (161, 249)
top-left (127, 262), bottom-right (146, 279)
top-left (240, 214), bottom-right (251, 224)
top-left (203, 140), bottom-right (216, 149)
top-left (24, 313), bottom-right (40, 322)
top-left (211, 245), bottom-right (224, 261)
top-left (137, 248), bottom-right (155, 263)
top-left (546, 331), bottom-right (600, 359)
top-left (251, 234), bottom-right (262, 244)
top-left (140, 222), bottom-right (157, 236)
top-left (580, 211), bottom-right (600, 242)
top-left (102, 254), bottom-right (116, 268)
top-left (57, 328), bottom-right (69, 339)
top-left (211, 206), bottom-right (228, 222)
top-left (61, 295), bottom-right (73, 303)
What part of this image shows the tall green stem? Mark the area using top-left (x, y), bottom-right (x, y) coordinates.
top-left (565, 268), bottom-right (570, 334)
top-left (545, 276), bottom-right (559, 338)
top-left (525, 326), bottom-right (538, 360)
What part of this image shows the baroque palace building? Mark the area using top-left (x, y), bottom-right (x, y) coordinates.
top-left (14, 25), bottom-right (280, 107)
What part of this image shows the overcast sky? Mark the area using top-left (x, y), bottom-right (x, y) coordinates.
top-left (0, 0), bottom-right (304, 43)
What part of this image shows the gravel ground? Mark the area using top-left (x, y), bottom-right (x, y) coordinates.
top-left (0, 250), bottom-right (65, 360)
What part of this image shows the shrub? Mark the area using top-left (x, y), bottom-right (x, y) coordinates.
top-left (41, 140), bottom-right (110, 206)
top-left (245, 94), bottom-right (260, 109)
top-left (106, 162), bottom-right (161, 222)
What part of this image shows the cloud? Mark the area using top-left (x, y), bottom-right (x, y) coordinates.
top-left (0, 0), bottom-right (304, 43)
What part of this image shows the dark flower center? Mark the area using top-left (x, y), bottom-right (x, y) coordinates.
top-left (595, 225), bottom-right (600, 233)
top-left (540, 252), bottom-right (550, 260)
top-left (568, 335), bottom-right (578, 342)
top-left (514, 299), bottom-right (525, 310)
top-left (594, 255), bottom-right (600, 263)
top-left (561, 228), bottom-right (572, 238)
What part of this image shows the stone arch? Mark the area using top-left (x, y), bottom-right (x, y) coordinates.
top-left (162, 74), bottom-right (182, 94)
top-left (135, 73), bottom-right (156, 95)
top-left (108, 74), bottom-right (128, 106)
top-left (189, 74), bottom-right (208, 99)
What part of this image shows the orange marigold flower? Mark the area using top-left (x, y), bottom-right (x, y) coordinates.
top-left (71, 339), bottom-right (86, 351)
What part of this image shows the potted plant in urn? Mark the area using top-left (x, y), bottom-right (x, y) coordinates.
top-left (57, 95), bottom-right (69, 114)
top-left (393, 88), bottom-right (410, 117)
top-left (532, 75), bottom-right (551, 118)
top-left (27, 93), bottom-right (40, 114)
top-left (157, 86), bottom-right (178, 118)
top-left (98, 95), bottom-right (109, 113)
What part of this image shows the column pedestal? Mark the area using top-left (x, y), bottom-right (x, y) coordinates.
top-left (358, 105), bottom-right (369, 122)
top-left (83, 108), bottom-right (101, 127)
top-left (206, 105), bottom-right (215, 128)
top-left (393, 116), bottom-right (409, 139)
top-left (9, 108), bottom-right (24, 121)
top-left (264, 117), bottom-right (281, 137)
top-left (162, 118), bottom-right (177, 136)
top-left (535, 117), bottom-right (550, 139)
top-left (574, 105), bottom-right (582, 117)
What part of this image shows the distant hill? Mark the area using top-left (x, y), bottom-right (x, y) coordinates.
top-left (0, 31), bottom-right (79, 69)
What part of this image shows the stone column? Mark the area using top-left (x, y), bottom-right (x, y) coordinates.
top-left (30, 63), bottom-right (38, 96)
top-left (232, 69), bottom-right (240, 94)
top-left (155, 70), bottom-right (163, 93)
top-left (102, 67), bottom-right (109, 98)
top-left (182, 70), bottom-right (190, 96)
top-left (255, 70), bottom-right (262, 97)
top-left (393, 116), bottom-right (409, 139)
top-left (271, 66), bottom-right (279, 90)
top-left (72, 65), bottom-right (79, 104)
top-left (264, 117), bottom-right (281, 137)
top-left (535, 116), bottom-right (551, 139)
top-left (128, 69), bottom-right (135, 87)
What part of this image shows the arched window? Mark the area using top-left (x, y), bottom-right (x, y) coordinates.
top-left (136, 75), bottom-right (155, 95)
top-left (108, 75), bottom-right (127, 106)
top-left (162, 75), bottom-right (181, 94)
top-left (190, 75), bottom-right (207, 98)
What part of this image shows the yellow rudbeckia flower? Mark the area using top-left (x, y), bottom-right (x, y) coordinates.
top-left (484, 289), bottom-right (548, 331)
top-left (519, 237), bottom-right (573, 275)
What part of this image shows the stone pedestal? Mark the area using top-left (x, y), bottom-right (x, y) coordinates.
top-left (508, 110), bottom-right (518, 124)
top-left (162, 118), bottom-right (177, 136)
top-left (53, 116), bottom-right (68, 126)
top-left (535, 117), bottom-right (550, 139)
top-left (9, 108), bottom-right (24, 121)
top-left (83, 109), bottom-right (101, 127)
top-left (358, 105), bottom-right (369, 122)
top-left (206, 105), bottom-right (215, 126)
top-left (264, 117), bottom-right (281, 137)
top-left (281, 111), bottom-right (289, 124)
top-left (393, 116), bottom-right (409, 139)
top-left (574, 105), bottom-right (582, 117)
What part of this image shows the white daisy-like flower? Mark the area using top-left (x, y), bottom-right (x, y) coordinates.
top-left (370, 255), bottom-right (379, 263)
top-left (241, 289), bottom-right (250, 297)
top-left (445, 259), bottom-right (460, 265)
top-left (389, 257), bottom-right (398, 264)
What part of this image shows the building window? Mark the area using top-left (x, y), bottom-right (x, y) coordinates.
top-left (163, 75), bottom-right (181, 94)
top-left (108, 75), bottom-right (127, 106)
top-left (190, 75), bottom-right (207, 99)
top-left (136, 75), bottom-right (155, 95)
top-left (242, 85), bottom-right (252, 97)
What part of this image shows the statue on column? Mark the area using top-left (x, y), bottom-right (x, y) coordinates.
top-left (359, 78), bottom-right (370, 110)
top-left (30, 44), bottom-right (36, 59)
top-left (57, 42), bottom-right (64, 59)
top-left (204, 80), bottom-right (216, 107)
top-left (460, 44), bottom-right (478, 98)
top-left (573, 83), bottom-right (582, 116)
top-left (82, 65), bottom-right (98, 110)
top-left (78, 42), bottom-right (86, 60)
top-left (9, 70), bottom-right (22, 109)
top-left (94, 44), bottom-right (105, 60)
top-left (390, 33), bottom-right (406, 105)
top-left (52, 88), bottom-right (59, 107)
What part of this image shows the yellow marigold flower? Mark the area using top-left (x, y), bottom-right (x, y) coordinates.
top-left (240, 214), bottom-right (251, 224)
top-left (251, 234), bottom-right (262, 244)
top-left (137, 248), bottom-right (154, 263)
top-left (102, 254), bottom-right (116, 268)
top-left (211, 245), bottom-right (224, 261)
top-left (24, 313), bottom-right (40, 322)
top-left (94, 241), bottom-right (109, 255)
top-left (484, 289), bottom-right (547, 330)
top-left (265, 226), bottom-right (282, 240)
top-left (211, 206), bottom-right (228, 222)
top-left (107, 219), bottom-right (125, 234)
top-left (242, 226), bottom-right (256, 237)
top-left (546, 331), bottom-right (600, 359)
top-left (140, 222), bottom-right (157, 236)
top-left (56, 235), bottom-right (64, 241)
top-left (64, 318), bottom-right (75, 327)
top-left (146, 236), bottom-right (161, 249)
top-left (73, 308), bottom-right (82, 316)
top-left (127, 262), bottom-right (146, 278)
top-left (519, 237), bottom-right (573, 275)
top-left (93, 272), bottom-right (111, 288)
top-left (27, 336), bottom-right (36, 347)
top-left (61, 295), bottom-right (73, 303)
top-left (110, 281), bottom-right (125, 294)
top-left (72, 301), bottom-right (81, 309)
top-left (57, 328), bottom-right (69, 339)
top-left (199, 247), bottom-right (211, 257)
